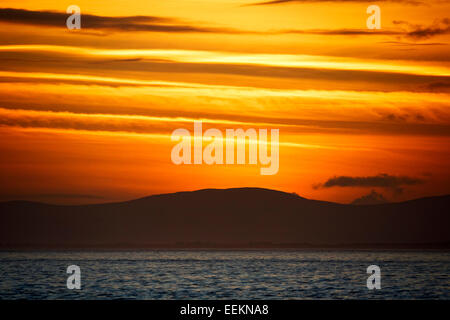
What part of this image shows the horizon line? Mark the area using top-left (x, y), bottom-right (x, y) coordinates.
top-left (1, 187), bottom-right (449, 207)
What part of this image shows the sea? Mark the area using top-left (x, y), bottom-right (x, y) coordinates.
top-left (0, 250), bottom-right (448, 299)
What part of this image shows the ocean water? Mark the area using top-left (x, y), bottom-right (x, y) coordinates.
top-left (0, 250), bottom-right (448, 299)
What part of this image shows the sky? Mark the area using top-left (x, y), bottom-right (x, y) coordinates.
top-left (0, 0), bottom-right (449, 204)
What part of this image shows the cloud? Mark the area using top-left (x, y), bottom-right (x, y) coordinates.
top-left (425, 82), bottom-right (450, 92)
top-left (276, 29), bottom-right (402, 36)
top-left (376, 110), bottom-right (427, 122)
top-left (2, 49), bottom-right (450, 94)
top-left (351, 190), bottom-right (388, 205)
top-left (393, 19), bottom-right (450, 40)
top-left (248, 0), bottom-right (423, 6)
top-left (380, 41), bottom-right (448, 46)
top-left (2, 96), bottom-right (450, 137)
top-left (1, 8), bottom-right (447, 41)
top-left (276, 19), bottom-right (450, 40)
top-left (314, 173), bottom-right (424, 194)
top-left (0, 8), bottom-right (240, 34)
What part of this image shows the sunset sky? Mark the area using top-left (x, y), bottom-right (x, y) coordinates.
top-left (0, 0), bottom-right (449, 204)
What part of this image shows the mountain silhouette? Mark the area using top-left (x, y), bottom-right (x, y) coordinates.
top-left (0, 188), bottom-right (449, 249)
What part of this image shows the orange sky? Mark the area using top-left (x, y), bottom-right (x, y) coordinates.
top-left (0, 0), bottom-right (449, 204)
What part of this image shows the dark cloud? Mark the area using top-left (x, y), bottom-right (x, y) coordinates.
top-left (2, 49), bottom-right (450, 95)
top-left (425, 82), bottom-right (450, 92)
top-left (276, 29), bottom-right (402, 36)
top-left (377, 110), bottom-right (427, 122)
top-left (0, 8), bottom-right (240, 34)
top-left (1, 8), bottom-right (447, 41)
top-left (275, 19), bottom-right (450, 40)
top-left (278, 18), bottom-right (450, 41)
top-left (351, 190), bottom-right (388, 205)
top-left (1, 104), bottom-right (450, 137)
top-left (248, 0), bottom-right (423, 6)
top-left (393, 19), bottom-right (450, 40)
top-left (314, 173), bottom-right (424, 193)
top-left (380, 41), bottom-right (448, 46)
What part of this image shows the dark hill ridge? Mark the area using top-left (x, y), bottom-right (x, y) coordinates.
top-left (0, 188), bottom-right (449, 249)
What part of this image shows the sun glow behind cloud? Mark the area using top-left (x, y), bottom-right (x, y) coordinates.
top-left (0, 0), bottom-right (449, 204)
top-left (1, 45), bottom-right (449, 76)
